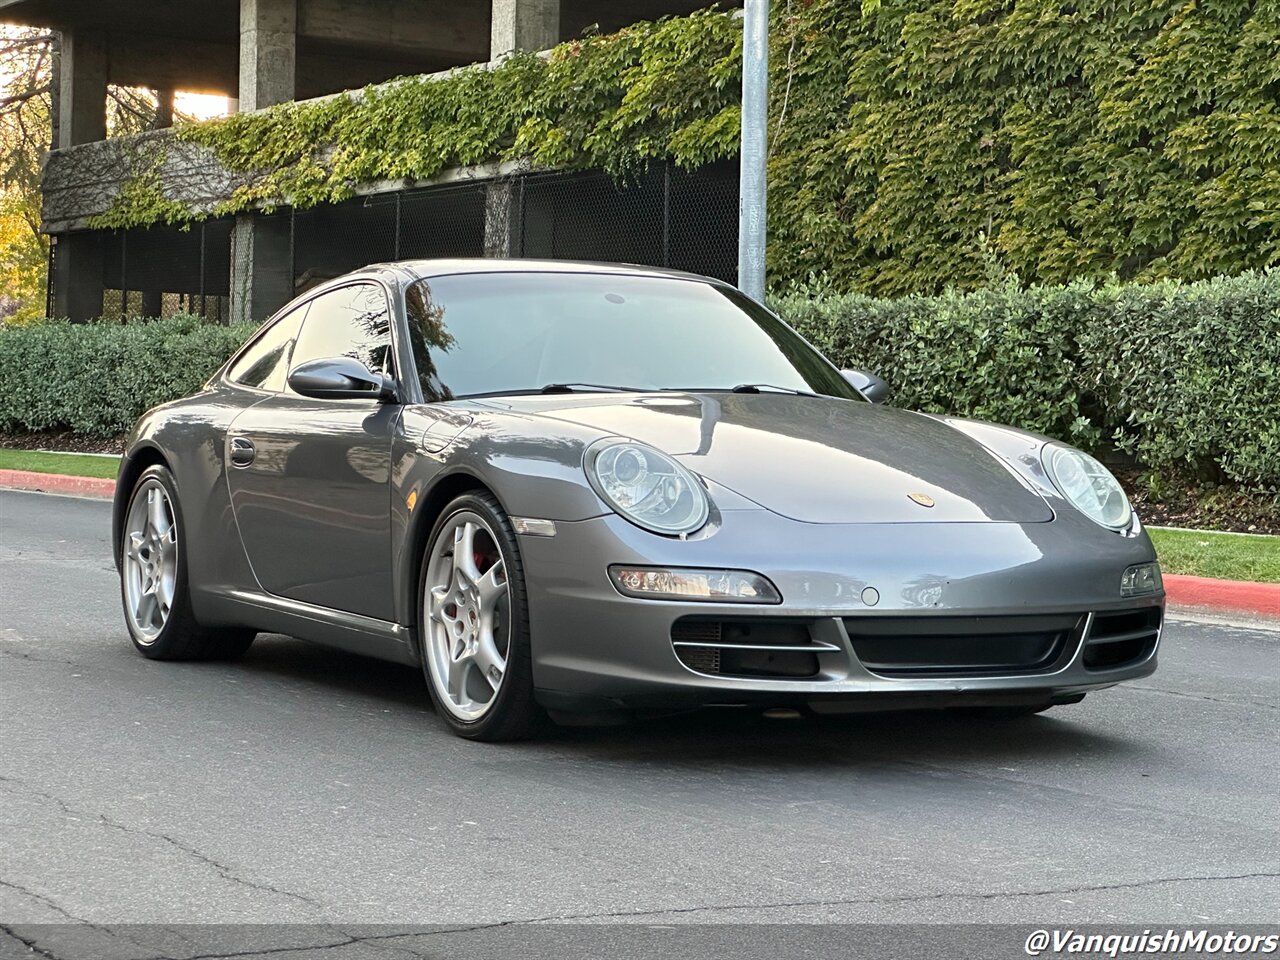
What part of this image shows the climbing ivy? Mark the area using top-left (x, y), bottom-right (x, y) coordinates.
top-left (95, 134), bottom-right (191, 229)
top-left (90, 10), bottom-right (742, 227)
top-left (767, 0), bottom-right (1280, 293)
top-left (91, 0), bottom-right (1280, 294)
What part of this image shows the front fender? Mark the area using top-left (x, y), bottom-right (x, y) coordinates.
top-left (389, 405), bottom-right (616, 631)
top-left (930, 414), bottom-right (1152, 544)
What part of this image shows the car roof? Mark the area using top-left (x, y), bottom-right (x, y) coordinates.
top-left (365, 258), bottom-right (726, 287)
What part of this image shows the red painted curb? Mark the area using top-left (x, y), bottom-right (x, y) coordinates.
top-left (0, 469), bottom-right (116, 500)
top-left (1164, 573), bottom-right (1280, 618)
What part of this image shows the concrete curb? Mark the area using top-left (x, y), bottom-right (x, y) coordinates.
top-left (2, 470), bottom-right (1278, 617)
top-left (1164, 574), bottom-right (1280, 618)
top-left (0, 469), bottom-right (115, 500)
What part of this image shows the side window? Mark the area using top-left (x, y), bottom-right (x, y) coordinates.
top-left (226, 306), bottom-right (307, 392)
top-left (289, 284), bottom-right (394, 380)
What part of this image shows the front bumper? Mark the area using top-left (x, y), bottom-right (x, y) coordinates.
top-left (518, 511), bottom-right (1164, 713)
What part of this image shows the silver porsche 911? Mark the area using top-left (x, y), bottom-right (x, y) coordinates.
top-left (113, 260), bottom-right (1164, 740)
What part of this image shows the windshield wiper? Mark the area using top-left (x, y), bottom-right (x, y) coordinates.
top-left (730, 383), bottom-right (821, 397)
top-left (538, 382), bottom-right (644, 394)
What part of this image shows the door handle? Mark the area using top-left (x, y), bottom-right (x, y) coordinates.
top-left (229, 436), bottom-right (256, 468)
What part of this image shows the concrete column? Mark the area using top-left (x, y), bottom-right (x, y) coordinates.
top-left (57, 31), bottom-right (107, 149)
top-left (486, 2), bottom-right (557, 259)
top-left (52, 34), bottom-right (106, 320)
top-left (490, 0), bottom-right (559, 59)
top-left (483, 181), bottom-right (521, 258)
top-left (230, 214), bottom-right (294, 324)
top-left (141, 288), bottom-right (164, 317)
top-left (239, 0), bottom-right (296, 112)
top-left (154, 87), bottom-right (175, 129)
top-left (233, 0), bottom-right (294, 323)
top-left (51, 233), bottom-right (105, 321)
top-left (49, 36), bottom-right (61, 150)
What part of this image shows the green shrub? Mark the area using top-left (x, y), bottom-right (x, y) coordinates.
top-left (1078, 272), bottom-right (1280, 491)
top-left (774, 269), bottom-right (1280, 490)
top-left (0, 315), bottom-right (254, 437)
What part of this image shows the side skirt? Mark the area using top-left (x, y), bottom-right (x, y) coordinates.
top-left (199, 588), bottom-right (419, 667)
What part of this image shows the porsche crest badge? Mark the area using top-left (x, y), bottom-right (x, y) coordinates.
top-left (908, 492), bottom-right (936, 508)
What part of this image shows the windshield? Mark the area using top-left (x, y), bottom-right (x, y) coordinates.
top-left (402, 272), bottom-right (863, 403)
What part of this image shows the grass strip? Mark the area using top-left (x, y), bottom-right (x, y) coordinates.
top-left (0, 449), bottom-right (121, 480)
top-left (1149, 527), bottom-right (1280, 584)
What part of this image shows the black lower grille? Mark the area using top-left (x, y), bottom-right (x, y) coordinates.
top-left (842, 614), bottom-right (1084, 678)
top-left (1083, 608), bottom-right (1161, 670)
top-left (676, 645), bottom-right (721, 674)
top-left (671, 619), bottom-right (828, 679)
top-left (669, 609), bottom-right (1158, 681)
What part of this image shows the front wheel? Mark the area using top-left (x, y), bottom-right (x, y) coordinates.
top-left (120, 465), bottom-right (255, 661)
top-left (418, 492), bottom-right (541, 741)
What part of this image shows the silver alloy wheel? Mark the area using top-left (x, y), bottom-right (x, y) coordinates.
top-left (122, 478), bottom-right (178, 644)
top-left (423, 511), bottom-right (511, 722)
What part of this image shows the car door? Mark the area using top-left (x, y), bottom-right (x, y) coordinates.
top-left (226, 282), bottom-right (400, 621)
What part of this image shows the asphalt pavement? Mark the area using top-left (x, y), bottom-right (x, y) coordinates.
top-left (1, 490), bottom-right (1277, 952)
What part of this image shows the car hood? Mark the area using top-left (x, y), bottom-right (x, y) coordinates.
top-left (485, 393), bottom-right (1052, 524)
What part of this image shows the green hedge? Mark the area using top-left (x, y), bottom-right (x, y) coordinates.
top-left (0, 315), bottom-right (254, 438)
top-left (775, 269), bottom-right (1280, 490)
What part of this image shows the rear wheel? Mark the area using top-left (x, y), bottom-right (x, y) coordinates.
top-left (419, 492), bottom-right (541, 741)
top-left (120, 465), bottom-right (255, 661)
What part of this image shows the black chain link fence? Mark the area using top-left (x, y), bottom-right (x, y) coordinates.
top-left (101, 219), bottom-right (233, 322)
top-left (514, 161), bottom-right (738, 281)
top-left (291, 180), bottom-right (488, 294)
top-left (75, 159), bottom-right (738, 322)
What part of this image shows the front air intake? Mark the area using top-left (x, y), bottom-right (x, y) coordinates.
top-left (671, 619), bottom-right (831, 679)
top-left (1083, 608), bottom-right (1161, 670)
top-left (841, 614), bottom-right (1084, 678)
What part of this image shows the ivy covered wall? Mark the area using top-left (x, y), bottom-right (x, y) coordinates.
top-left (83, 11), bottom-right (742, 230)
top-left (770, 0), bottom-right (1280, 294)
top-left (82, 0), bottom-right (1280, 295)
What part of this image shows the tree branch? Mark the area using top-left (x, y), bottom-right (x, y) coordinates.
top-left (0, 33), bottom-right (55, 50)
top-left (0, 86), bottom-right (52, 110)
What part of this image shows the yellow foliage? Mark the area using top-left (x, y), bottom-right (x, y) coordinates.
top-left (0, 187), bottom-right (47, 325)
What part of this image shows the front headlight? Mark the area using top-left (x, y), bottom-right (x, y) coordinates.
top-left (1043, 443), bottom-right (1133, 530)
top-left (586, 439), bottom-right (710, 535)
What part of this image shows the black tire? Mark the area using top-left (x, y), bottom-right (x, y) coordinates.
top-left (417, 491), bottom-right (542, 741)
top-left (119, 465), bottom-right (256, 661)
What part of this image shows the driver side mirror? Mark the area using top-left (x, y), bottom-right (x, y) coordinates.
top-left (841, 369), bottom-right (891, 404)
top-left (288, 356), bottom-right (398, 402)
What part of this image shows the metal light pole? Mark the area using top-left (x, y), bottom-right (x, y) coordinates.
top-left (738, 0), bottom-right (769, 302)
